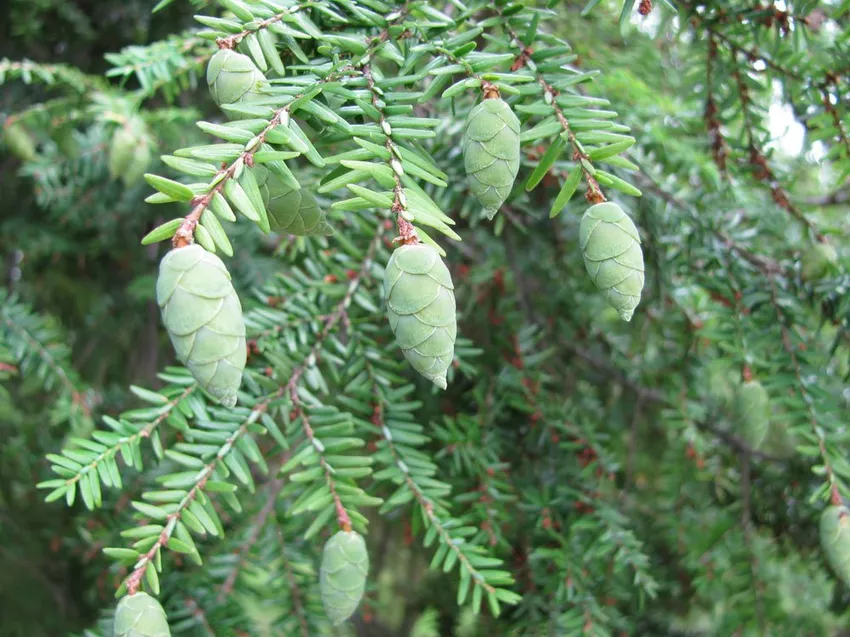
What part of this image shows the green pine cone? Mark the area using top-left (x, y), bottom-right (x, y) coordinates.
top-left (320, 530), bottom-right (369, 625)
top-left (265, 173), bottom-right (333, 236)
top-left (156, 244), bottom-right (246, 407)
top-left (114, 592), bottom-right (171, 637)
top-left (206, 49), bottom-right (266, 108)
top-left (734, 379), bottom-right (770, 450)
top-left (820, 505), bottom-right (850, 586)
top-left (383, 244), bottom-right (456, 390)
top-left (3, 122), bottom-right (37, 161)
top-left (462, 97), bottom-right (521, 219)
top-left (579, 202), bottom-right (645, 322)
top-left (109, 120), bottom-right (151, 186)
top-left (801, 242), bottom-right (838, 281)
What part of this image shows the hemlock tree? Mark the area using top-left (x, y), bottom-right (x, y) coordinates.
top-left (2, 0), bottom-right (850, 635)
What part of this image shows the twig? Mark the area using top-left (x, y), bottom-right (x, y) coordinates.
top-left (62, 384), bottom-right (196, 488)
top-left (217, 476), bottom-right (286, 600)
top-left (501, 20), bottom-right (605, 203)
top-left (285, 224), bottom-right (385, 532)
top-left (731, 65), bottom-right (822, 239)
top-left (361, 62), bottom-right (418, 245)
top-left (369, 386), bottom-right (496, 596)
top-left (123, 387), bottom-right (279, 594)
top-left (633, 170), bottom-right (785, 278)
top-left (2, 314), bottom-right (97, 417)
top-left (291, 390), bottom-right (352, 531)
top-left (704, 37), bottom-right (728, 174)
top-left (171, 68), bottom-right (357, 248)
top-left (217, 4), bottom-right (310, 50)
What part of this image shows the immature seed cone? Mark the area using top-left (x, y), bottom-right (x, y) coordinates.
top-left (109, 120), bottom-right (151, 186)
top-left (383, 244), bottom-right (457, 389)
top-left (266, 175), bottom-right (333, 236)
top-left (801, 242), bottom-right (838, 281)
top-left (3, 122), bottom-right (37, 161)
top-left (820, 505), bottom-right (850, 586)
top-left (114, 592), bottom-right (171, 637)
top-left (733, 379), bottom-right (770, 450)
top-left (462, 97), bottom-right (521, 219)
top-left (579, 202), bottom-right (645, 322)
top-left (156, 245), bottom-right (246, 407)
top-left (320, 530), bottom-right (369, 625)
top-left (206, 49), bottom-right (266, 108)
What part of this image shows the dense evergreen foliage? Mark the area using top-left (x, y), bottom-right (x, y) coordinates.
top-left (2, 0), bottom-right (850, 635)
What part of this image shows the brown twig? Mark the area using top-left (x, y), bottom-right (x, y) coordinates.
top-left (369, 385), bottom-right (497, 596)
top-left (216, 3), bottom-right (310, 50)
top-left (634, 170), bottom-right (786, 278)
top-left (704, 37), bottom-right (729, 174)
top-left (361, 62), bottom-right (419, 245)
top-left (821, 87), bottom-right (850, 161)
top-left (502, 20), bottom-right (605, 203)
top-left (123, 386), bottom-right (273, 595)
top-left (171, 69), bottom-right (355, 249)
top-left (731, 65), bottom-right (823, 239)
top-left (284, 225), bottom-right (385, 533)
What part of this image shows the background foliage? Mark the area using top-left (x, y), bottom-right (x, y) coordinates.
top-left (2, 0), bottom-right (850, 635)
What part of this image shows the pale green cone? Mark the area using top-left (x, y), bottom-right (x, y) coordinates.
top-left (156, 244), bottom-right (246, 407)
top-left (109, 119), bottom-right (151, 186)
top-left (265, 174), bottom-right (333, 236)
top-left (462, 98), bottom-right (520, 219)
top-left (320, 530), bottom-right (369, 625)
top-left (3, 122), bottom-right (37, 161)
top-left (734, 379), bottom-right (770, 450)
top-left (206, 49), bottom-right (267, 108)
top-left (383, 244), bottom-right (456, 389)
top-left (801, 242), bottom-right (838, 281)
top-left (820, 505), bottom-right (850, 586)
top-left (579, 202), bottom-right (645, 322)
top-left (114, 592), bottom-right (171, 637)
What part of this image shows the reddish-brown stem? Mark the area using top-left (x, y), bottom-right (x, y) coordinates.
top-left (291, 387), bottom-right (352, 531)
top-left (369, 385), bottom-right (496, 595)
top-left (123, 380), bottom-right (284, 595)
top-left (704, 37), bottom-right (729, 174)
top-left (216, 3), bottom-right (309, 50)
top-left (821, 88), bottom-right (850, 160)
top-left (732, 66), bottom-right (823, 240)
top-left (502, 19), bottom-right (605, 204)
top-left (171, 70), bottom-right (356, 249)
top-left (361, 62), bottom-right (420, 245)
